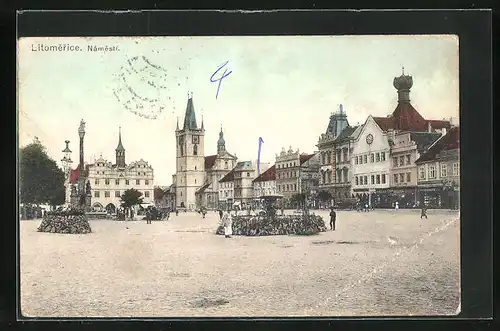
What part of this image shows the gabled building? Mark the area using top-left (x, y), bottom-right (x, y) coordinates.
top-left (351, 69), bottom-right (452, 208)
top-left (415, 126), bottom-right (460, 209)
top-left (68, 127), bottom-right (155, 213)
top-left (252, 164), bottom-right (277, 201)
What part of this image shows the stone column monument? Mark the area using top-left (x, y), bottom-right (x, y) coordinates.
top-left (70, 119), bottom-right (92, 211)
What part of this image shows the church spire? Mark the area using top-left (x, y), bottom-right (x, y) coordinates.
top-left (182, 93), bottom-right (198, 130)
top-left (217, 125), bottom-right (226, 154)
top-left (115, 126), bottom-right (126, 167)
top-left (201, 114), bottom-right (204, 130)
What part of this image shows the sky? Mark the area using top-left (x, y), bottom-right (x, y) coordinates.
top-left (18, 35), bottom-right (459, 186)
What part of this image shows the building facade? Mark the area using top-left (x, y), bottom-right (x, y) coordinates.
top-left (252, 165), bottom-right (277, 199)
top-left (196, 127), bottom-right (237, 209)
top-left (389, 130), bottom-right (442, 208)
top-left (351, 116), bottom-right (391, 207)
top-left (218, 169), bottom-right (235, 211)
top-left (275, 147), bottom-right (319, 207)
top-left (416, 127), bottom-right (460, 209)
top-left (68, 127), bottom-right (154, 213)
top-left (332, 125), bottom-right (362, 201)
top-left (317, 104), bottom-right (349, 197)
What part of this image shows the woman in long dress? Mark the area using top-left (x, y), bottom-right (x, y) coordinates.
top-left (222, 210), bottom-right (233, 238)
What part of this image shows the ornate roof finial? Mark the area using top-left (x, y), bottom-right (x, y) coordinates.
top-left (402, 66), bottom-right (405, 75)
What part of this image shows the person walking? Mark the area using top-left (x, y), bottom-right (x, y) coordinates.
top-left (394, 201), bottom-right (399, 211)
top-left (175, 209), bottom-right (179, 216)
top-left (221, 209), bottom-right (233, 238)
top-left (218, 209), bottom-right (223, 220)
top-left (329, 207), bottom-right (337, 231)
top-left (420, 206), bottom-right (428, 219)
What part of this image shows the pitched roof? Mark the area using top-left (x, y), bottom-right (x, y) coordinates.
top-left (300, 153), bottom-right (315, 165)
top-left (374, 103), bottom-right (451, 132)
top-left (68, 164), bottom-right (91, 184)
top-left (204, 155), bottom-right (217, 169)
top-left (409, 132), bottom-right (442, 153)
top-left (415, 127), bottom-right (460, 163)
top-left (182, 97), bottom-right (198, 130)
top-left (334, 126), bottom-right (358, 143)
top-left (219, 168), bottom-right (235, 183)
top-left (196, 181), bottom-right (211, 193)
top-left (253, 165), bottom-right (276, 183)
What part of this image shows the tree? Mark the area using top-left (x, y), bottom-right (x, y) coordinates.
top-left (120, 188), bottom-right (144, 219)
top-left (153, 187), bottom-right (165, 203)
top-left (20, 140), bottom-right (66, 208)
top-left (290, 193), bottom-right (306, 209)
top-left (317, 190), bottom-right (332, 207)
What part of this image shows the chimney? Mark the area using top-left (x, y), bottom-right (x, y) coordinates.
top-left (427, 122), bottom-right (432, 133)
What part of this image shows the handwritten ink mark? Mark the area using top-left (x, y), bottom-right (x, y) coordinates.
top-left (257, 137), bottom-right (264, 176)
top-left (210, 61), bottom-right (232, 99)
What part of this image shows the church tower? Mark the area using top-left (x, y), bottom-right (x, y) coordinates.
top-left (217, 126), bottom-right (226, 154)
top-left (175, 93), bottom-right (205, 210)
top-left (115, 126), bottom-right (126, 168)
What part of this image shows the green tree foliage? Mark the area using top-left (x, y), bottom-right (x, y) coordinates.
top-left (120, 188), bottom-right (144, 217)
top-left (290, 193), bottom-right (306, 209)
top-left (20, 140), bottom-right (66, 207)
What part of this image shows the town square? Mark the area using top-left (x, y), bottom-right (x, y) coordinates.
top-left (18, 35), bottom-right (460, 317)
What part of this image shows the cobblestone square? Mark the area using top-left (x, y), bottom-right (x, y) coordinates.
top-left (20, 210), bottom-right (460, 317)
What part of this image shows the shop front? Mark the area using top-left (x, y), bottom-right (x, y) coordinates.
top-left (419, 186), bottom-right (443, 208)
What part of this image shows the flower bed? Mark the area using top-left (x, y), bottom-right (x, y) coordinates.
top-left (38, 209), bottom-right (92, 234)
top-left (216, 214), bottom-right (326, 236)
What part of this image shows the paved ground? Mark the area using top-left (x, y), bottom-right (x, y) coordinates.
top-left (20, 209), bottom-right (460, 317)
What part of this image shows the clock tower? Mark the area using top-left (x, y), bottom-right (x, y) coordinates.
top-left (175, 93), bottom-right (206, 210)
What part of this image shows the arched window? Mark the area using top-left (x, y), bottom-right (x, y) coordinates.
top-left (193, 144), bottom-right (198, 155)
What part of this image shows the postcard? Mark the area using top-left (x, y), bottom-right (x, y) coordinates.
top-left (18, 35), bottom-right (460, 317)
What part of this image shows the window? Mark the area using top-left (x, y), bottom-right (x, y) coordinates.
top-left (381, 152), bottom-right (386, 161)
top-left (399, 156), bottom-right (405, 166)
top-left (105, 179), bottom-right (110, 185)
top-left (195, 166), bottom-right (197, 170)
top-left (406, 155), bottom-right (411, 165)
top-left (371, 175), bottom-right (375, 184)
top-left (94, 191), bottom-right (100, 198)
top-left (376, 153), bottom-right (380, 162)
top-left (400, 173), bottom-right (405, 182)
top-left (145, 180), bottom-right (149, 185)
top-left (225, 161), bottom-right (228, 169)
top-left (393, 157), bottom-right (398, 167)
top-left (294, 184), bottom-right (297, 191)
top-left (94, 179), bottom-right (99, 185)
top-left (355, 176), bottom-right (359, 185)
top-left (246, 172), bottom-right (250, 177)
top-left (194, 179), bottom-right (197, 184)
top-left (125, 179), bottom-right (129, 185)
top-left (355, 156), bottom-right (359, 164)
top-left (364, 176), bottom-right (367, 185)
top-left (394, 174), bottom-right (399, 183)
top-left (370, 154), bottom-right (374, 163)
top-left (406, 172), bottom-right (411, 182)
top-left (180, 192), bottom-right (182, 196)
top-left (115, 179), bottom-right (119, 185)
top-left (136, 179), bottom-right (140, 185)
top-left (193, 144), bottom-right (198, 155)
top-left (376, 174), bottom-right (380, 184)
top-left (105, 191), bottom-right (110, 198)
top-left (382, 174), bottom-right (386, 184)
top-left (453, 163), bottom-right (459, 176)
top-left (363, 155), bottom-right (367, 163)
top-left (429, 165), bottom-right (436, 179)
top-left (115, 191), bottom-right (120, 197)
top-left (145, 191), bottom-right (150, 198)
top-left (440, 164), bottom-right (447, 177)
top-left (419, 166), bottom-right (426, 180)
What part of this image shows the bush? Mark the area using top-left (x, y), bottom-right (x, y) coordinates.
top-left (38, 213), bottom-right (92, 234)
top-left (216, 214), bottom-right (326, 236)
